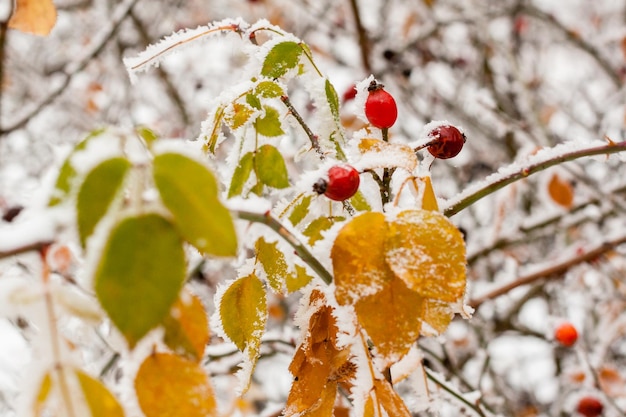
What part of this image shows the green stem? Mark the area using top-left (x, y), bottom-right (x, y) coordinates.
top-left (236, 210), bottom-right (333, 284)
top-left (424, 367), bottom-right (488, 417)
top-left (444, 141), bottom-right (626, 217)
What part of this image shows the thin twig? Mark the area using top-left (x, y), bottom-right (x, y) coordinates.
top-left (469, 234), bottom-right (626, 309)
top-left (0, 240), bottom-right (54, 259)
top-left (280, 95), bottom-right (325, 159)
top-left (424, 367), bottom-right (488, 417)
top-left (347, 0), bottom-right (372, 74)
top-left (444, 141), bottom-right (626, 217)
top-left (0, 0), bottom-right (139, 135)
top-left (236, 210), bottom-right (333, 284)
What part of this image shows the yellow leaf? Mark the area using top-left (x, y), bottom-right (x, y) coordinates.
top-left (547, 173), bottom-right (574, 208)
top-left (8, 0), bottom-right (57, 36)
top-left (332, 212), bottom-right (393, 305)
top-left (286, 264), bottom-right (313, 293)
top-left (135, 353), bottom-right (217, 417)
top-left (256, 237), bottom-right (289, 293)
top-left (163, 291), bottom-right (210, 362)
top-left (420, 176), bottom-right (439, 211)
top-left (75, 370), bottom-right (125, 417)
top-left (358, 138), bottom-right (417, 171)
top-left (33, 372), bottom-right (52, 415)
top-left (385, 210), bottom-right (466, 303)
top-left (373, 379), bottom-right (412, 417)
top-left (355, 278), bottom-right (424, 362)
top-left (421, 298), bottom-right (454, 335)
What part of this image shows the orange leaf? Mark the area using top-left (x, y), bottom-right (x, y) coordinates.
top-left (355, 278), bottom-right (424, 363)
top-left (135, 353), bottom-right (217, 417)
top-left (8, 0), bottom-right (57, 36)
top-left (163, 291), bottom-right (210, 361)
top-left (374, 379), bottom-right (412, 417)
top-left (547, 173), bottom-right (574, 208)
top-left (385, 210), bottom-right (466, 302)
top-left (420, 176), bottom-right (439, 211)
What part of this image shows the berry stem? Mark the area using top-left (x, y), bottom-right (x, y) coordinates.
top-left (236, 209), bottom-right (333, 285)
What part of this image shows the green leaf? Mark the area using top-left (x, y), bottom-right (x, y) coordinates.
top-left (255, 105), bottom-right (284, 137)
top-left (303, 216), bottom-right (345, 245)
top-left (350, 190), bottom-right (371, 211)
top-left (256, 80), bottom-right (284, 98)
top-left (206, 105), bottom-right (226, 154)
top-left (260, 41), bottom-right (303, 79)
top-left (219, 273), bottom-right (267, 352)
top-left (288, 194), bottom-right (312, 226)
top-left (246, 93), bottom-right (262, 110)
top-left (94, 213), bottom-right (186, 349)
top-left (228, 152), bottom-right (254, 198)
top-left (255, 144), bottom-right (289, 189)
top-left (153, 152), bottom-right (237, 257)
top-left (325, 79), bottom-right (340, 123)
top-left (286, 265), bottom-right (313, 293)
top-left (75, 369), bottom-right (125, 417)
top-left (77, 157), bottom-right (131, 247)
top-left (48, 128), bottom-right (105, 206)
top-left (136, 126), bottom-right (158, 147)
top-left (255, 237), bottom-right (288, 293)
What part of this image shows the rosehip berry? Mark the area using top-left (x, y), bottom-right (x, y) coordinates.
top-left (313, 165), bottom-right (360, 201)
top-left (342, 84), bottom-right (357, 102)
top-left (364, 81), bottom-right (397, 129)
top-left (554, 322), bottom-right (578, 347)
top-left (427, 125), bottom-right (466, 159)
top-left (576, 396), bottom-right (603, 417)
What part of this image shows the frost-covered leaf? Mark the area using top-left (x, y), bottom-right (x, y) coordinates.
top-left (261, 41), bottom-right (303, 78)
top-left (76, 157), bottom-right (131, 247)
top-left (8, 0), bottom-right (57, 36)
top-left (286, 264), bottom-right (313, 293)
top-left (384, 210), bottom-right (465, 302)
top-left (163, 292), bottom-right (210, 361)
top-left (325, 79), bottom-right (340, 123)
top-left (227, 103), bottom-right (256, 130)
top-left (358, 139), bottom-right (417, 171)
top-left (255, 106), bottom-right (285, 137)
top-left (49, 129), bottom-right (105, 207)
top-left (332, 212), bottom-right (393, 305)
top-left (135, 353), bottom-right (217, 417)
top-left (548, 172), bottom-right (574, 208)
top-left (373, 378), bottom-right (412, 417)
top-left (228, 152), bottom-right (254, 198)
top-left (355, 278), bottom-right (424, 362)
top-left (94, 213), bottom-right (186, 348)
top-left (256, 80), bottom-right (284, 98)
top-left (255, 144), bottom-right (289, 188)
top-left (246, 93), bottom-right (262, 110)
top-left (303, 216), bottom-right (345, 245)
top-left (255, 237), bottom-right (288, 292)
top-left (350, 190), bottom-right (371, 211)
top-left (219, 273), bottom-right (267, 353)
top-left (285, 290), bottom-right (350, 416)
top-left (288, 194), bottom-right (312, 226)
top-left (205, 105), bottom-right (226, 153)
top-left (421, 298), bottom-right (454, 335)
top-left (75, 369), bottom-right (125, 417)
top-left (153, 152), bottom-right (237, 257)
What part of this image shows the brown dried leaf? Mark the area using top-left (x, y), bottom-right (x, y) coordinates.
top-left (8, 0), bottom-right (57, 36)
top-left (547, 173), bottom-right (574, 208)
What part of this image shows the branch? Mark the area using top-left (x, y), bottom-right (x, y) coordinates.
top-left (443, 140), bottom-right (626, 217)
top-left (0, 0), bottom-right (139, 135)
top-left (347, 0), bottom-right (372, 74)
top-left (235, 210), bottom-right (333, 285)
top-left (469, 233), bottom-right (626, 309)
top-left (280, 95), bottom-right (325, 159)
top-left (0, 240), bottom-right (54, 259)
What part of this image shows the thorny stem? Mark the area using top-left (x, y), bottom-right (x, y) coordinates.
top-left (0, 0), bottom-right (139, 135)
top-left (424, 367), bottom-right (488, 417)
top-left (41, 248), bottom-right (77, 417)
top-left (236, 210), bottom-right (333, 285)
top-left (280, 95), bottom-right (325, 159)
top-left (469, 233), bottom-right (626, 309)
top-left (444, 141), bottom-right (626, 217)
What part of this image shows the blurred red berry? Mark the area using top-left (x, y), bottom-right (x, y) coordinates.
top-left (554, 322), bottom-right (578, 347)
top-left (342, 84), bottom-right (357, 102)
top-left (427, 125), bottom-right (466, 159)
top-left (364, 81), bottom-right (397, 129)
top-left (577, 396), bottom-right (603, 417)
top-left (313, 165), bottom-right (360, 201)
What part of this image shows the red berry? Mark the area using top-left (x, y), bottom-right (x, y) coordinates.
top-left (554, 322), bottom-right (578, 347)
top-left (427, 125), bottom-right (465, 159)
top-left (342, 84), bottom-right (357, 102)
top-left (364, 81), bottom-right (397, 129)
top-left (577, 396), bottom-right (603, 417)
top-left (313, 165), bottom-right (360, 201)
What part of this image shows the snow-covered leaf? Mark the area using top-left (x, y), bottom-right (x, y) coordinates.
top-left (358, 138), bottom-right (417, 171)
top-left (325, 79), bottom-right (340, 124)
top-left (256, 80), bottom-right (284, 98)
top-left (94, 213), bottom-right (186, 348)
top-left (255, 237), bottom-right (288, 292)
top-left (288, 194), bottom-right (312, 226)
top-left (227, 103), bottom-right (256, 130)
top-left (228, 152), bottom-right (254, 198)
top-left (255, 144), bottom-right (289, 188)
top-left (303, 216), bottom-right (345, 245)
top-left (255, 106), bottom-right (285, 137)
top-left (153, 152), bottom-right (237, 257)
top-left (76, 157), bottom-right (130, 247)
top-left (261, 41), bottom-right (303, 78)
top-left (135, 353), bottom-right (217, 417)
